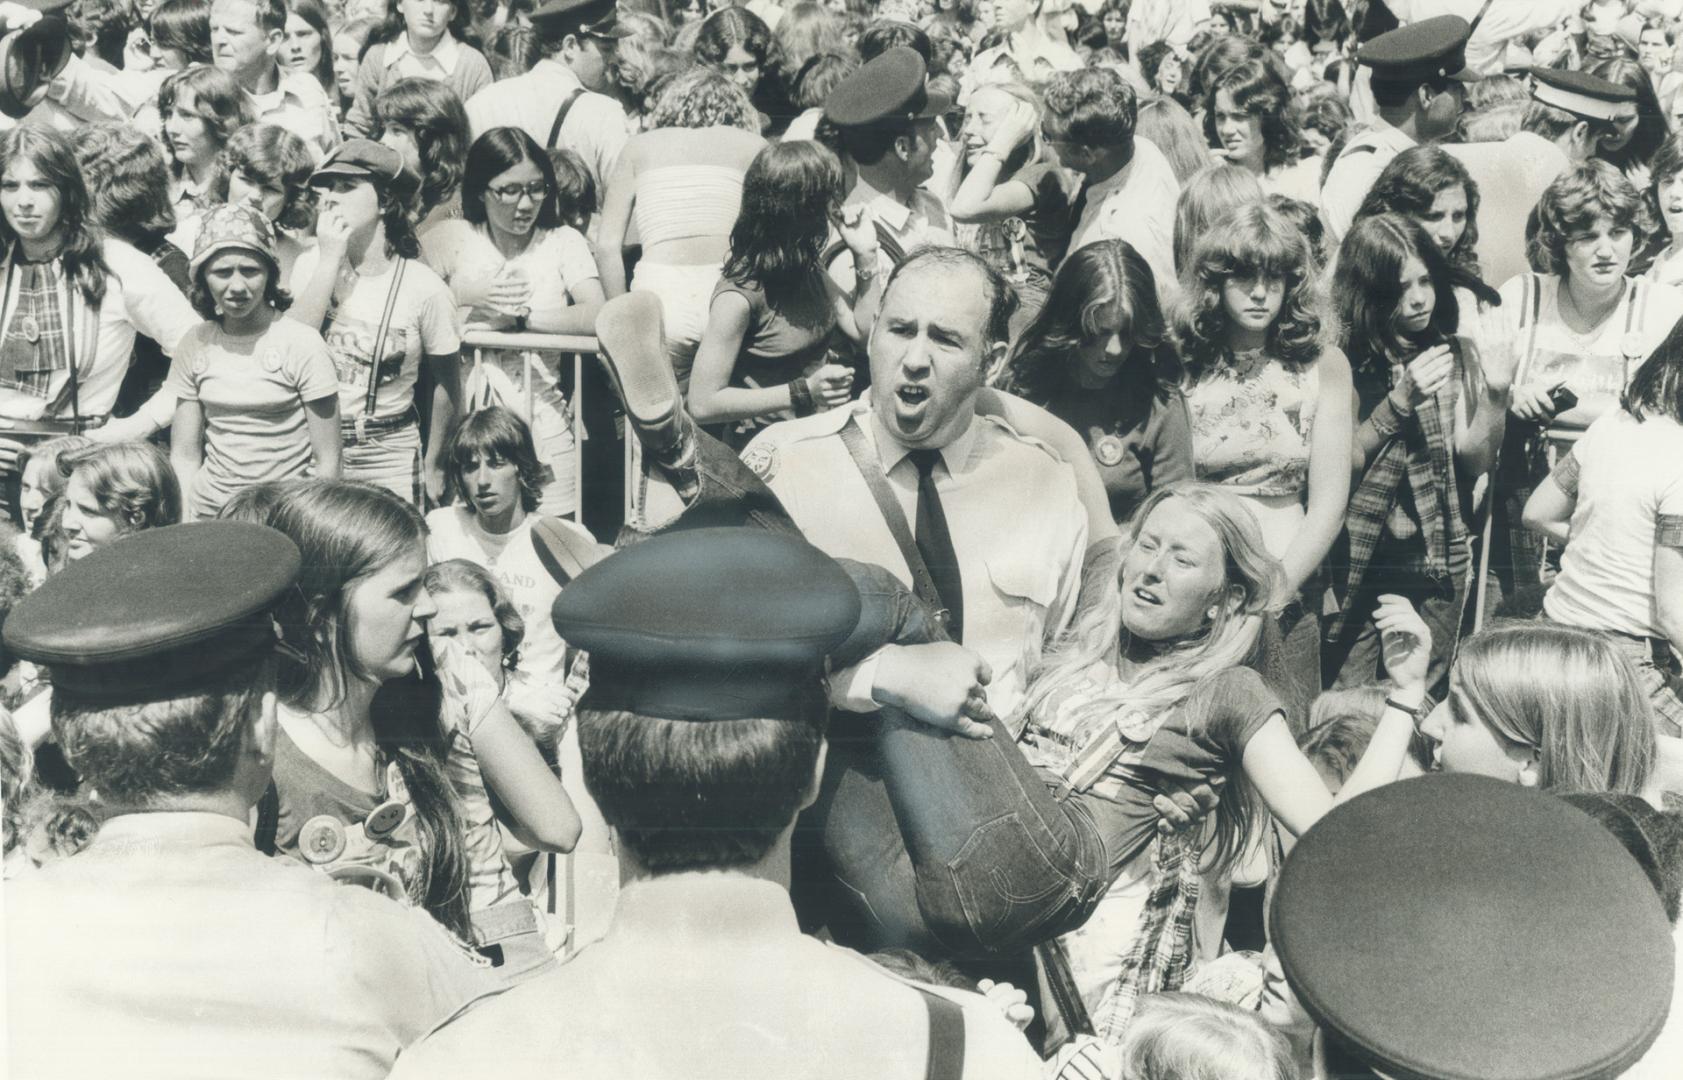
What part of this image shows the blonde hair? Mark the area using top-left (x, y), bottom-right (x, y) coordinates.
top-left (1451, 622), bottom-right (1657, 796)
top-left (1020, 484), bottom-right (1284, 872)
top-left (1121, 993), bottom-right (1294, 1080)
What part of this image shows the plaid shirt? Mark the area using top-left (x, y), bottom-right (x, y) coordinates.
top-left (0, 260), bottom-right (72, 402)
top-left (1329, 348), bottom-right (1468, 641)
top-left (1090, 833), bottom-right (1203, 1043)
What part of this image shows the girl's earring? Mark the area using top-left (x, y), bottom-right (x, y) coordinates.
top-left (1206, 606), bottom-right (1219, 622)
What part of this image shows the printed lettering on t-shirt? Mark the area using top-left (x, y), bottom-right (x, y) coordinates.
top-left (323, 309), bottom-right (410, 395)
top-left (1527, 349), bottom-right (1626, 400)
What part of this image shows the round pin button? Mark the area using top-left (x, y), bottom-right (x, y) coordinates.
top-left (299, 815), bottom-right (346, 864)
top-left (1093, 434), bottom-right (1126, 467)
top-left (365, 800), bottom-right (407, 839)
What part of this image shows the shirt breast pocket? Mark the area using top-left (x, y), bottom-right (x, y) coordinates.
top-left (985, 556), bottom-right (1058, 614)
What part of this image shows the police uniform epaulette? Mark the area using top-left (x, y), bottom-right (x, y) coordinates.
top-left (974, 411), bottom-right (1075, 469)
top-left (741, 403), bottom-right (863, 483)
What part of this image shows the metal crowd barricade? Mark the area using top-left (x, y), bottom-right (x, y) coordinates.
top-left (459, 329), bottom-right (597, 522)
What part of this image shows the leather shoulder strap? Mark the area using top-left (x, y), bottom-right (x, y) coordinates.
top-left (255, 782), bottom-right (281, 856)
top-left (916, 988), bottom-right (966, 1080)
top-left (837, 416), bottom-right (946, 619)
top-left (530, 515), bottom-right (605, 587)
top-left (547, 87), bottom-right (588, 149)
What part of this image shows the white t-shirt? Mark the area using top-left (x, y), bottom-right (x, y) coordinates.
top-left (1545, 410), bottom-right (1683, 639)
top-left (1496, 273), bottom-right (1683, 442)
top-left (291, 250), bottom-right (461, 422)
top-left (425, 506), bottom-right (586, 681)
top-left (420, 221), bottom-right (599, 330)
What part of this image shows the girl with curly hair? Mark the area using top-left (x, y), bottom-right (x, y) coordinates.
top-left (688, 141), bottom-right (880, 446)
top-left (374, 77), bottom-right (473, 240)
top-left (998, 239), bottom-right (1191, 525)
top-left (1354, 144), bottom-right (1487, 282)
top-left (693, 4), bottom-right (777, 127)
top-left (1205, 58), bottom-right (1320, 202)
top-left (1325, 213), bottom-right (1511, 689)
top-left (1179, 202), bottom-right (1353, 716)
top-left (1491, 159), bottom-right (1678, 593)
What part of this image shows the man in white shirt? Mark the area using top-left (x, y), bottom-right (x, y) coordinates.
top-left (4, 523), bottom-right (498, 1080)
top-left (1320, 15), bottom-right (1473, 242)
top-left (1038, 66), bottom-right (1179, 304)
top-left (823, 47), bottom-right (955, 288)
top-left (211, 0), bottom-right (337, 153)
top-left (390, 527), bottom-right (1042, 1080)
top-left (463, 0), bottom-right (631, 193)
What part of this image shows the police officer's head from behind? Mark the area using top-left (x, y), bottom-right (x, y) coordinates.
top-left (1039, 67), bottom-right (1136, 179)
top-left (554, 529), bottom-right (860, 877)
top-left (3, 523), bottom-right (301, 815)
top-left (870, 247), bottom-right (1017, 452)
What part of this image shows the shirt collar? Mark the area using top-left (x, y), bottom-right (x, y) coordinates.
top-left (844, 175), bottom-right (913, 232)
top-left (385, 31), bottom-right (461, 75)
top-left (246, 72), bottom-right (304, 115)
top-left (84, 811), bottom-right (255, 856)
top-left (866, 399), bottom-right (982, 478)
top-left (536, 57), bottom-right (585, 91)
top-left (611, 873), bottom-right (801, 941)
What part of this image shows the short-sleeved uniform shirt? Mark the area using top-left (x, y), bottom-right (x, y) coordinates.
top-left (291, 249), bottom-right (461, 422)
top-left (165, 317), bottom-right (339, 517)
top-left (6, 812), bottom-right (496, 1080)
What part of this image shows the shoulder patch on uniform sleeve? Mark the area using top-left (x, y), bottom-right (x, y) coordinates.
top-left (742, 441), bottom-right (779, 481)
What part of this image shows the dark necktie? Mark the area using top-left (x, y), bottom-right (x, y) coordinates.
top-left (907, 449), bottom-right (964, 642)
top-left (1068, 181), bottom-right (1089, 234)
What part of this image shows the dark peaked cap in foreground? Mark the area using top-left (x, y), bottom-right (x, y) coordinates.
top-left (553, 527), bottom-right (861, 723)
top-left (1272, 774), bottom-right (1675, 1080)
top-left (4, 522), bottom-right (302, 702)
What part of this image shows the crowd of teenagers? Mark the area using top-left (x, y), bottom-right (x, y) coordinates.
top-left (7, 0), bottom-right (1683, 1077)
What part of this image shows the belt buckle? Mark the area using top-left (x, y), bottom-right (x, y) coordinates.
top-left (353, 413), bottom-right (369, 442)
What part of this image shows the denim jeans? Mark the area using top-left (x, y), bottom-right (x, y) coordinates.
top-left (645, 427), bottom-right (1111, 957)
